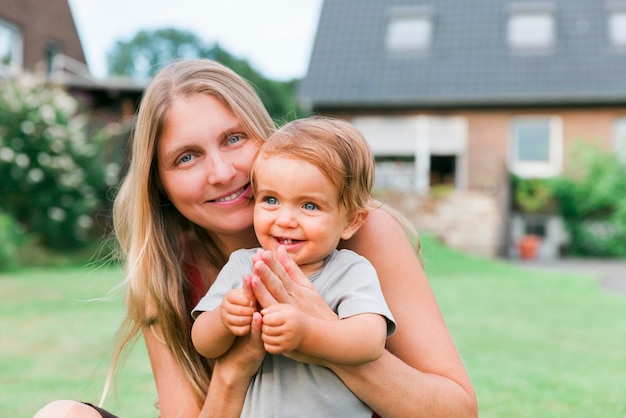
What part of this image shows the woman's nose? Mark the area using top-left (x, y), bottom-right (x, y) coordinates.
top-left (206, 153), bottom-right (236, 185)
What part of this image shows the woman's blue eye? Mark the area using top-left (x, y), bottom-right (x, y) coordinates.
top-left (303, 202), bottom-right (318, 211)
top-left (228, 134), bottom-right (243, 144)
top-left (265, 196), bottom-right (278, 205)
top-left (179, 154), bottom-right (193, 164)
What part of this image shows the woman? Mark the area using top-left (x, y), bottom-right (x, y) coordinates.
top-left (34, 59), bottom-right (477, 418)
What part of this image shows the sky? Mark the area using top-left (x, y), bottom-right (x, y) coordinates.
top-left (67, 0), bottom-right (323, 81)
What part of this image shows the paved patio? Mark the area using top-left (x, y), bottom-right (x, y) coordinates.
top-left (514, 258), bottom-right (626, 297)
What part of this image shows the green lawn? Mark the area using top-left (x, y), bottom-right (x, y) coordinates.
top-left (2, 237), bottom-right (626, 417)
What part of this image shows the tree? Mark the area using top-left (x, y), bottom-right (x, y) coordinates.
top-left (107, 28), bottom-right (306, 122)
top-left (107, 28), bottom-right (206, 80)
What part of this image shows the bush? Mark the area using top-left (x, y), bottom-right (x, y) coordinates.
top-left (0, 74), bottom-right (121, 250)
top-left (0, 212), bottom-right (23, 270)
top-left (551, 142), bottom-right (626, 257)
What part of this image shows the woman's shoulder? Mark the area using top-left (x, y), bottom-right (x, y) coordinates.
top-left (342, 204), bottom-right (420, 259)
top-left (359, 205), bottom-right (411, 242)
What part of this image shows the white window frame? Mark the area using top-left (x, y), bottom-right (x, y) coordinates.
top-left (507, 3), bottom-right (555, 52)
top-left (385, 6), bottom-right (434, 54)
top-left (508, 116), bottom-right (563, 178)
top-left (613, 118), bottom-right (626, 164)
top-left (0, 18), bottom-right (23, 71)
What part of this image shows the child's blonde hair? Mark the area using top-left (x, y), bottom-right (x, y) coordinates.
top-left (251, 116), bottom-right (377, 219)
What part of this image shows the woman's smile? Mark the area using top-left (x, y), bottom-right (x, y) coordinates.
top-left (210, 183), bottom-right (252, 204)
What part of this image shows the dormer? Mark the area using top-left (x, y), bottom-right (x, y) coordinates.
top-left (385, 6), bottom-right (435, 55)
top-left (507, 2), bottom-right (556, 54)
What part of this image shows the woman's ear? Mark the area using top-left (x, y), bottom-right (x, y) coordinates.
top-left (340, 210), bottom-right (369, 240)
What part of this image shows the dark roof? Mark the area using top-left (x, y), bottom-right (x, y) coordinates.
top-left (299, 0), bottom-right (626, 109)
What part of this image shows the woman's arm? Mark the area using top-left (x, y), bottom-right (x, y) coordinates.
top-left (143, 324), bottom-right (202, 418)
top-left (336, 208), bottom-right (478, 418)
top-left (200, 312), bottom-right (265, 418)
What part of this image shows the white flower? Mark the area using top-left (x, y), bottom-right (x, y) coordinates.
top-left (27, 167), bottom-right (44, 183)
top-left (20, 120), bottom-right (36, 135)
top-left (37, 152), bottom-right (51, 166)
top-left (15, 153), bottom-right (30, 168)
top-left (50, 139), bottom-right (65, 153)
top-left (39, 104), bottom-right (57, 124)
top-left (78, 215), bottom-right (94, 229)
top-left (105, 163), bottom-right (121, 186)
top-left (0, 147), bottom-right (15, 162)
top-left (47, 207), bottom-right (67, 222)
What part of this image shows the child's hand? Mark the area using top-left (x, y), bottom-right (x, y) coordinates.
top-left (221, 274), bottom-right (257, 336)
top-left (260, 303), bottom-right (306, 354)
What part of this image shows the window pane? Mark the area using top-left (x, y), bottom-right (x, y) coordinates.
top-left (515, 121), bottom-right (550, 162)
top-left (386, 17), bottom-right (432, 52)
top-left (0, 20), bottom-right (21, 67)
top-left (614, 118), bottom-right (626, 163)
top-left (508, 13), bottom-right (554, 49)
top-left (609, 13), bottom-right (626, 46)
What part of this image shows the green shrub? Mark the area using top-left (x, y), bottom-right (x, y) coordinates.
top-left (0, 212), bottom-right (23, 270)
top-left (0, 74), bottom-right (121, 250)
top-left (551, 142), bottom-right (626, 257)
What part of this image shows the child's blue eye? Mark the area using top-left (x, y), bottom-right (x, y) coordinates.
top-left (265, 196), bottom-right (278, 205)
top-left (303, 202), bottom-right (318, 211)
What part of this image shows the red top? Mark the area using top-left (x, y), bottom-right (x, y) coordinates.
top-left (185, 262), bottom-right (205, 307)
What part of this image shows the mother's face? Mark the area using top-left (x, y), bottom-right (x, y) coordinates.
top-left (156, 94), bottom-right (260, 238)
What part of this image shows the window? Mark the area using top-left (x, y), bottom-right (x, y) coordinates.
top-left (613, 118), bottom-right (626, 164)
top-left (0, 19), bottom-right (22, 70)
top-left (609, 12), bottom-right (626, 46)
top-left (44, 40), bottom-right (62, 75)
top-left (507, 3), bottom-right (555, 52)
top-left (386, 7), bottom-right (433, 53)
top-left (509, 117), bottom-right (562, 178)
top-left (607, 1), bottom-right (626, 47)
top-left (375, 156), bottom-right (416, 191)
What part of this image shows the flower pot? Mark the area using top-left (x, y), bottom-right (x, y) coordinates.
top-left (519, 235), bottom-right (541, 260)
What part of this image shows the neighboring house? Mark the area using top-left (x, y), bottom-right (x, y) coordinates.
top-left (299, 0), bottom-right (626, 258)
top-left (0, 0), bottom-right (143, 144)
top-left (0, 0), bottom-right (85, 75)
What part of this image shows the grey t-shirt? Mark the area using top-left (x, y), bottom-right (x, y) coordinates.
top-left (193, 248), bottom-right (396, 417)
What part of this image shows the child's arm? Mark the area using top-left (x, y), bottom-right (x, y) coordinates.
top-left (192, 276), bottom-right (257, 359)
top-left (192, 307), bottom-right (236, 359)
top-left (261, 303), bottom-right (387, 365)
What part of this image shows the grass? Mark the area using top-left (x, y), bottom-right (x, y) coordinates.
top-left (2, 236), bottom-right (626, 417)
top-left (421, 237), bottom-right (626, 418)
top-left (0, 264), bottom-right (156, 417)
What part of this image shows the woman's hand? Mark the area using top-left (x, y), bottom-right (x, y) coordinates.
top-left (215, 274), bottom-right (266, 379)
top-left (250, 246), bottom-right (337, 321)
top-left (201, 310), bottom-right (265, 418)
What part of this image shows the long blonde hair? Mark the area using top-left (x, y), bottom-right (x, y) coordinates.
top-left (107, 59), bottom-right (275, 406)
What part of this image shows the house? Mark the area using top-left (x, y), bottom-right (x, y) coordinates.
top-left (0, 0), bottom-right (85, 74)
top-left (299, 0), bottom-right (626, 258)
top-left (0, 0), bottom-right (143, 141)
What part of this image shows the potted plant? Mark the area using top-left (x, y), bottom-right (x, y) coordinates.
top-left (512, 176), bottom-right (554, 260)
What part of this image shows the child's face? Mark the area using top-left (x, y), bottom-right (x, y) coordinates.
top-left (253, 155), bottom-right (358, 276)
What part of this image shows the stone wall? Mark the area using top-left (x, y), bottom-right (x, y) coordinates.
top-left (377, 190), bottom-right (503, 258)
